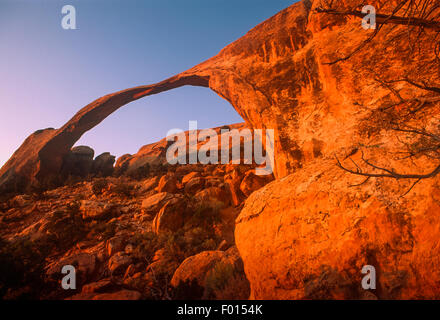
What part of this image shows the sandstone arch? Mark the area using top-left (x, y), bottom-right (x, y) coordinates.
top-left (0, 1), bottom-right (313, 193)
top-left (0, 74), bottom-right (209, 192)
top-left (2, 0), bottom-right (436, 193)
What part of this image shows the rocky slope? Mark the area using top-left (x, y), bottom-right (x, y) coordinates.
top-left (0, 134), bottom-right (272, 299)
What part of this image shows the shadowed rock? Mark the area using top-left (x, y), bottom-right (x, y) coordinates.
top-left (0, 75), bottom-right (209, 192)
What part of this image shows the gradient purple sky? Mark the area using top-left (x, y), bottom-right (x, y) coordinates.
top-left (0, 0), bottom-right (294, 167)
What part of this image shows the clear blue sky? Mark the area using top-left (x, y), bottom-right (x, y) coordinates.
top-left (0, 0), bottom-right (294, 166)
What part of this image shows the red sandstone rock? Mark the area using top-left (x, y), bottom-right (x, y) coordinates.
top-left (92, 152), bottom-right (115, 176)
top-left (152, 197), bottom-right (186, 234)
top-left (157, 173), bottom-right (178, 193)
top-left (182, 172), bottom-right (201, 185)
top-left (171, 247), bottom-right (249, 299)
top-left (1, 0), bottom-right (440, 301)
top-left (184, 177), bottom-right (205, 194)
top-left (224, 169), bottom-right (245, 206)
top-left (141, 192), bottom-right (180, 216)
top-left (239, 169), bottom-right (274, 197)
top-left (194, 187), bottom-right (230, 207)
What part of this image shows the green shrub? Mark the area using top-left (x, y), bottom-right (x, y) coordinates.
top-left (205, 261), bottom-right (235, 295)
top-left (132, 231), bottom-right (168, 262)
top-left (44, 202), bottom-right (87, 249)
top-left (0, 237), bottom-right (52, 299)
top-left (111, 182), bottom-right (134, 198)
top-left (128, 163), bottom-right (151, 180)
top-left (204, 261), bottom-right (251, 300)
top-left (186, 201), bottom-right (222, 229)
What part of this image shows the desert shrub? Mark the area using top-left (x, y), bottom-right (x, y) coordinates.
top-left (128, 163), bottom-right (151, 180)
top-left (162, 227), bottom-right (219, 264)
top-left (88, 221), bottom-right (117, 241)
top-left (186, 201), bottom-right (222, 229)
top-left (152, 200), bottom-right (223, 263)
top-left (172, 278), bottom-right (204, 300)
top-left (204, 261), bottom-right (235, 297)
top-left (204, 261), bottom-right (250, 300)
top-left (152, 163), bottom-right (169, 175)
top-left (92, 178), bottom-right (108, 195)
top-left (44, 202), bottom-right (87, 250)
top-left (0, 237), bottom-right (51, 299)
top-left (132, 231), bottom-right (168, 263)
top-left (111, 182), bottom-right (134, 198)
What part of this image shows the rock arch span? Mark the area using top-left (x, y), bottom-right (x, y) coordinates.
top-left (2, 0), bottom-right (407, 193)
top-left (0, 73), bottom-right (211, 192)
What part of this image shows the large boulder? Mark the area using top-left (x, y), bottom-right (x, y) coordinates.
top-left (142, 176), bottom-right (159, 192)
top-left (171, 247), bottom-right (250, 299)
top-left (182, 172), bottom-right (201, 185)
top-left (235, 159), bottom-right (440, 299)
top-left (152, 197), bottom-right (187, 234)
top-left (92, 152), bottom-right (115, 176)
top-left (114, 154), bottom-right (132, 174)
top-left (141, 192), bottom-right (182, 217)
top-left (239, 169), bottom-right (274, 197)
top-left (61, 146), bottom-right (95, 177)
top-left (184, 177), bottom-right (205, 194)
top-left (157, 173), bottom-right (178, 193)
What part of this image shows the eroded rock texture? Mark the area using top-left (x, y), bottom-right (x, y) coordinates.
top-left (233, 0), bottom-right (440, 299)
top-left (0, 0), bottom-right (342, 191)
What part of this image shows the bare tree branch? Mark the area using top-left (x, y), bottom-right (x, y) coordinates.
top-left (336, 153), bottom-right (440, 179)
top-left (315, 8), bottom-right (440, 31)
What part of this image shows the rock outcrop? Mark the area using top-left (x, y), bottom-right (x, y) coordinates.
top-left (114, 123), bottom-right (249, 176)
top-left (235, 157), bottom-right (440, 299)
top-left (0, 0), bottom-right (331, 191)
top-left (170, 247), bottom-right (250, 300)
top-left (92, 152), bottom-right (116, 177)
top-left (5, 0), bottom-right (434, 193)
top-left (0, 75), bottom-right (209, 193)
top-left (61, 146), bottom-right (95, 178)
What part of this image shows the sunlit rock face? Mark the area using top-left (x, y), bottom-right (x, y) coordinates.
top-left (236, 159), bottom-right (440, 299)
top-left (1, 0), bottom-right (435, 191)
top-left (233, 0), bottom-right (440, 299)
top-left (1, 0), bottom-right (440, 300)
